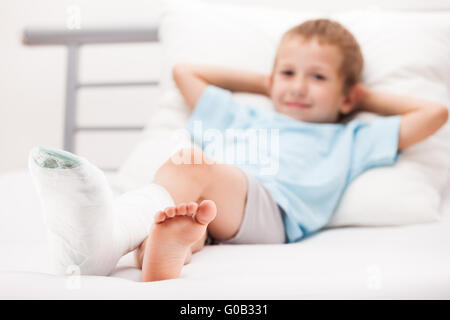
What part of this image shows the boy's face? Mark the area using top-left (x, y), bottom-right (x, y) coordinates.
top-left (269, 36), bottom-right (357, 123)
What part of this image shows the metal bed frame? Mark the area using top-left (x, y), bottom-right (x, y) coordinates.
top-left (22, 25), bottom-right (160, 169)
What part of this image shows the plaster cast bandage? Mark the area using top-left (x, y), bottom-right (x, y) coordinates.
top-left (29, 146), bottom-right (174, 276)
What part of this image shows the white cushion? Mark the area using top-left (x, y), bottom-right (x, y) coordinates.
top-left (115, 0), bottom-right (450, 227)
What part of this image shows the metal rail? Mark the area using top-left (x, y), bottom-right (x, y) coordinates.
top-left (22, 25), bottom-right (160, 168)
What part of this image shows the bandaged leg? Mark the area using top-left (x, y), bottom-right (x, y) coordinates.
top-left (28, 146), bottom-right (174, 276)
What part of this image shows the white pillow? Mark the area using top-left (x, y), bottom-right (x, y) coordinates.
top-left (116, 0), bottom-right (450, 228)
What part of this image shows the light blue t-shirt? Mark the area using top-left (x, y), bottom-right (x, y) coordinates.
top-left (186, 85), bottom-right (402, 243)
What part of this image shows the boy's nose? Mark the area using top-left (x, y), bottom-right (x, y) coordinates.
top-left (291, 78), bottom-right (307, 96)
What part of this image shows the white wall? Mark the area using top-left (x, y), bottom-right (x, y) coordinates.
top-left (0, 0), bottom-right (166, 172)
top-left (1, 0), bottom-right (449, 173)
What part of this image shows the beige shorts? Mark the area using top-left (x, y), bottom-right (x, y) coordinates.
top-left (206, 171), bottom-right (286, 245)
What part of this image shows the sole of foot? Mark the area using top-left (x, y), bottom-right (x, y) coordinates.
top-left (140, 200), bottom-right (217, 281)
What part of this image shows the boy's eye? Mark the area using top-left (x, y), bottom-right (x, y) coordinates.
top-left (314, 74), bottom-right (325, 80)
top-left (281, 70), bottom-right (294, 76)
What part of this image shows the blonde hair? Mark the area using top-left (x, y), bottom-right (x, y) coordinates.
top-left (274, 18), bottom-right (364, 96)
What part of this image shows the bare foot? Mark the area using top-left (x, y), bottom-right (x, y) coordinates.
top-left (135, 201), bottom-right (204, 269)
top-left (140, 200), bottom-right (217, 282)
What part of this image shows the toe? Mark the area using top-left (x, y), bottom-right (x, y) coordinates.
top-left (176, 203), bottom-right (187, 216)
top-left (187, 202), bottom-right (198, 217)
top-left (154, 211), bottom-right (166, 223)
top-left (165, 206), bottom-right (176, 218)
top-left (194, 200), bottom-right (217, 225)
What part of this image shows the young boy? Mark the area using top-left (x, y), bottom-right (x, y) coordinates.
top-left (29, 19), bottom-right (448, 282)
top-left (135, 18), bottom-right (448, 281)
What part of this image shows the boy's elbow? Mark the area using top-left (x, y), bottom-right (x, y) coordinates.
top-left (172, 64), bottom-right (188, 91)
top-left (435, 104), bottom-right (449, 128)
top-left (172, 63), bottom-right (183, 81)
top-left (440, 105), bottom-right (448, 124)
top-left (428, 105), bottom-right (449, 139)
top-left (172, 63), bottom-right (192, 78)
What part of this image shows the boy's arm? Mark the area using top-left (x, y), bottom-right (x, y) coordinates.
top-left (172, 63), bottom-right (270, 110)
top-left (356, 85), bottom-right (449, 151)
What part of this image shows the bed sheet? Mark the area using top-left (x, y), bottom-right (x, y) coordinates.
top-left (0, 169), bottom-right (449, 299)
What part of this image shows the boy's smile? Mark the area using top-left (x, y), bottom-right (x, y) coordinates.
top-left (269, 36), bottom-right (354, 123)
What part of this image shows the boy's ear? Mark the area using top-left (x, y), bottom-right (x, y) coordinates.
top-left (267, 74), bottom-right (274, 97)
top-left (340, 84), bottom-right (364, 114)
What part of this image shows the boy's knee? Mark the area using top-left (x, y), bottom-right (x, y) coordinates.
top-left (170, 147), bottom-right (213, 167)
top-left (164, 148), bottom-right (215, 179)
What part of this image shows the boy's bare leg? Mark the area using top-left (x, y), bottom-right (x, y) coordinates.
top-left (138, 148), bottom-right (248, 281)
top-left (153, 148), bottom-right (248, 241)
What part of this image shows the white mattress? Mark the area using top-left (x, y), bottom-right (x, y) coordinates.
top-left (1, 169), bottom-right (449, 299)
